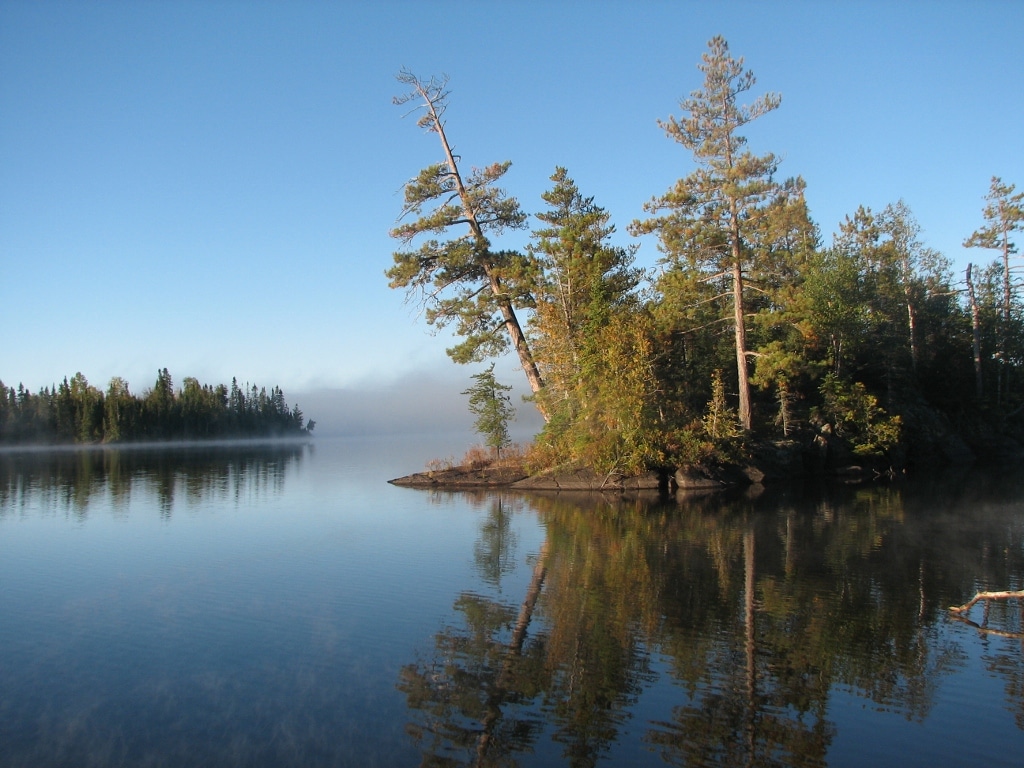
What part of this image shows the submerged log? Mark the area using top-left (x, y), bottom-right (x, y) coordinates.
top-left (948, 589), bottom-right (1024, 614)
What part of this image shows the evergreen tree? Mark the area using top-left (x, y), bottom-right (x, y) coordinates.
top-left (528, 168), bottom-right (643, 415)
top-left (68, 372), bottom-right (102, 443)
top-left (104, 376), bottom-right (134, 442)
top-left (527, 168), bottom-right (658, 472)
top-left (964, 177), bottom-right (1024, 331)
top-left (964, 177), bottom-right (1024, 405)
top-left (0, 369), bottom-right (308, 444)
top-left (834, 202), bottom-right (951, 396)
top-left (631, 36), bottom-right (787, 431)
top-left (462, 364), bottom-right (515, 459)
top-left (0, 381), bottom-right (9, 442)
top-left (748, 180), bottom-right (821, 433)
top-left (54, 377), bottom-right (75, 442)
top-left (387, 71), bottom-right (545, 412)
top-left (180, 377), bottom-right (210, 437)
top-left (799, 247), bottom-right (868, 379)
top-left (144, 368), bottom-right (177, 438)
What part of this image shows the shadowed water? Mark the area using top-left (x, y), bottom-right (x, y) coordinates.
top-left (1, 438), bottom-right (1022, 767)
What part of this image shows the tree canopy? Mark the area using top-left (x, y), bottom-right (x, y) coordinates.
top-left (390, 38), bottom-right (1024, 474)
top-left (387, 70), bottom-right (545, 409)
top-left (0, 370), bottom-right (312, 445)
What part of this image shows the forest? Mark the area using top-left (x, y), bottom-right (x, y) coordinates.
top-left (388, 37), bottom-right (1024, 476)
top-left (0, 368), bottom-right (313, 445)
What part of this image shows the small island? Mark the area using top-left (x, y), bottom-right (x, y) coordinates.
top-left (387, 42), bottom-right (1024, 489)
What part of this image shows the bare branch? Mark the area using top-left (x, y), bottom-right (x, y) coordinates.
top-left (949, 589), bottom-right (1024, 613)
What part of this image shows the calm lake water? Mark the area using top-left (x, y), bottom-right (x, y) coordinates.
top-left (1, 436), bottom-right (1022, 768)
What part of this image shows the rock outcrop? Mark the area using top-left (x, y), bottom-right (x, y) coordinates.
top-left (388, 465), bottom-right (529, 488)
top-left (511, 469), bottom-right (664, 491)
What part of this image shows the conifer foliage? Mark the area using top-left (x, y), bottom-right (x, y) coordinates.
top-left (631, 35), bottom-right (786, 431)
top-left (0, 370), bottom-right (311, 445)
top-left (462, 364), bottom-right (515, 459)
top-left (527, 168), bottom-right (659, 473)
top-left (387, 70), bottom-right (545, 408)
top-left (383, 39), bottom-right (1024, 472)
top-left (964, 177), bottom-right (1024, 405)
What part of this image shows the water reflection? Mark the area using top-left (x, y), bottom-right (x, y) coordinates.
top-left (0, 441), bottom-right (309, 518)
top-left (473, 496), bottom-right (525, 589)
top-left (400, 475), bottom-right (1024, 767)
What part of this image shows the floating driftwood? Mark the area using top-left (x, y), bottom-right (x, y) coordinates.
top-left (948, 590), bottom-right (1024, 614)
top-left (948, 590), bottom-right (1024, 639)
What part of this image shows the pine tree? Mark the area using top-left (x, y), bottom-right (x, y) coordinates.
top-left (964, 177), bottom-right (1024, 404)
top-left (528, 167), bottom-right (643, 417)
top-left (462, 364), bottom-right (515, 459)
top-left (964, 177), bottom-right (1024, 331)
top-left (631, 36), bottom-right (786, 431)
top-left (526, 168), bottom-right (658, 472)
top-left (835, 202), bottom-right (950, 394)
top-left (104, 377), bottom-right (134, 442)
top-left (387, 71), bottom-right (545, 413)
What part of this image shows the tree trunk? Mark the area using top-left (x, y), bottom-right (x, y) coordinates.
top-left (727, 169), bottom-right (752, 432)
top-left (905, 294), bottom-right (919, 374)
top-left (476, 539), bottom-right (549, 763)
top-left (487, 270), bottom-right (547, 403)
top-left (732, 251), bottom-right (752, 432)
top-left (966, 263), bottom-right (983, 399)
top-left (899, 255), bottom-right (919, 375)
top-left (1002, 213), bottom-right (1012, 331)
top-left (1000, 220), bottom-right (1012, 407)
top-left (415, 77), bottom-right (548, 418)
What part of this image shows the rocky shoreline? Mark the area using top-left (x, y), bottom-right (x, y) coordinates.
top-left (389, 465), bottom-right (664, 491)
top-left (387, 440), bottom-right (817, 492)
top-left (388, 427), bottom-right (1024, 493)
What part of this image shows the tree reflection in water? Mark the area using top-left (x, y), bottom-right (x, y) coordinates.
top-left (399, 492), bottom-right (656, 767)
top-left (0, 442), bottom-right (308, 518)
top-left (399, 474), bottom-right (1024, 767)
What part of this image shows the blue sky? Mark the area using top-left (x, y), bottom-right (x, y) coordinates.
top-left (2, 1), bottom-right (1022, 430)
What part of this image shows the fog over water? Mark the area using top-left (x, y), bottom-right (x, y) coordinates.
top-left (293, 366), bottom-right (545, 441)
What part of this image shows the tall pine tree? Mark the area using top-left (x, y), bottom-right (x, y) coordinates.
top-left (631, 36), bottom-right (786, 431)
top-left (387, 71), bottom-right (545, 413)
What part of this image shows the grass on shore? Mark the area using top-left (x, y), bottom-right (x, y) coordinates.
top-left (425, 443), bottom-right (529, 472)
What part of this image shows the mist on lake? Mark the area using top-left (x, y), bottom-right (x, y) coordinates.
top-left (293, 366), bottom-right (545, 440)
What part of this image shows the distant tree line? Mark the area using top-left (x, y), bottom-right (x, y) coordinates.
top-left (0, 368), bottom-right (314, 445)
top-left (390, 39), bottom-right (1024, 474)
